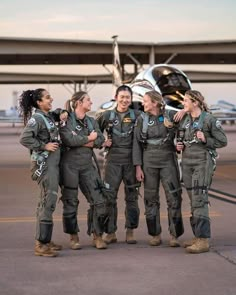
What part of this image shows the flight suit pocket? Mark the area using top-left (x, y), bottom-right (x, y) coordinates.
top-left (192, 195), bottom-right (207, 208)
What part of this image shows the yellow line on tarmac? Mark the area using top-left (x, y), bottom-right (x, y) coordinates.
top-left (0, 211), bottom-right (221, 223)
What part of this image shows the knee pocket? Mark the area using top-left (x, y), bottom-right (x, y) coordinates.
top-left (144, 189), bottom-right (158, 206)
top-left (125, 193), bottom-right (138, 202)
top-left (171, 197), bottom-right (182, 209)
top-left (192, 195), bottom-right (208, 208)
top-left (45, 191), bottom-right (58, 212)
top-left (61, 188), bottom-right (78, 205)
top-left (63, 198), bottom-right (79, 209)
top-left (94, 203), bottom-right (107, 216)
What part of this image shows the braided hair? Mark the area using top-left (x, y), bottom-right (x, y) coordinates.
top-left (185, 90), bottom-right (209, 112)
top-left (18, 88), bottom-right (45, 126)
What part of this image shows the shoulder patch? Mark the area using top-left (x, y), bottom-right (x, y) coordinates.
top-left (27, 117), bottom-right (36, 127)
top-left (215, 120), bottom-right (222, 129)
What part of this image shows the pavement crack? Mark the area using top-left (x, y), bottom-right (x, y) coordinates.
top-left (212, 247), bottom-right (236, 266)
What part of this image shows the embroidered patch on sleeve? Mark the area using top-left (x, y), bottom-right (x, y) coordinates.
top-left (27, 118), bottom-right (36, 127)
top-left (215, 120), bottom-right (222, 129)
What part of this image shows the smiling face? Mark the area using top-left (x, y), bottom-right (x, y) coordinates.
top-left (80, 94), bottom-right (93, 112)
top-left (115, 90), bottom-right (132, 112)
top-left (37, 90), bottom-right (53, 113)
top-left (142, 94), bottom-right (157, 114)
top-left (183, 94), bottom-right (195, 113)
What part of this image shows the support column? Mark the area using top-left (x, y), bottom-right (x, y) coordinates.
top-left (149, 46), bottom-right (155, 66)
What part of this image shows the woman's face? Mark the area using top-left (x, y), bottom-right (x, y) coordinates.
top-left (115, 90), bottom-right (132, 112)
top-left (142, 94), bottom-right (157, 113)
top-left (80, 94), bottom-right (92, 112)
top-left (37, 90), bottom-right (53, 112)
top-left (183, 94), bottom-right (195, 113)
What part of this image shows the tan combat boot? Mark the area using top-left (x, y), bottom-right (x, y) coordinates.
top-left (92, 234), bottom-right (107, 249)
top-left (47, 241), bottom-right (63, 251)
top-left (169, 235), bottom-right (180, 247)
top-left (34, 240), bottom-right (58, 257)
top-left (126, 229), bottom-right (137, 244)
top-left (149, 235), bottom-right (162, 246)
top-left (103, 233), bottom-right (117, 244)
top-left (182, 237), bottom-right (198, 248)
top-left (186, 238), bottom-right (209, 254)
top-left (70, 234), bottom-right (82, 250)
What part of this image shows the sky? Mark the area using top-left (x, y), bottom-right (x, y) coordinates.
top-left (0, 0), bottom-right (236, 110)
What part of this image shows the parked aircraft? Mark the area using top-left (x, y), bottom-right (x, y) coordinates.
top-left (0, 106), bottom-right (22, 126)
top-left (209, 100), bottom-right (236, 124)
top-left (97, 37), bottom-right (192, 115)
top-left (97, 37), bottom-right (236, 125)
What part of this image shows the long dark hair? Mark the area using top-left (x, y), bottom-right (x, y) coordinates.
top-left (19, 88), bottom-right (45, 126)
top-left (64, 91), bottom-right (87, 112)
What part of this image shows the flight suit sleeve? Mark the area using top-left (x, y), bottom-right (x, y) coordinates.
top-left (59, 117), bottom-right (89, 147)
top-left (132, 116), bottom-right (143, 166)
top-left (19, 117), bottom-right (46, 151)
top-left (204, 116), bottom-right (228, 149)
top-left (92, 118), bottom-right (105, 148)
top-left (95, 111), bottom-right (110, 133)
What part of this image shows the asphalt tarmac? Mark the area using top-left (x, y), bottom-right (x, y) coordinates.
top-left (0, 124), bottom-right (236, 295)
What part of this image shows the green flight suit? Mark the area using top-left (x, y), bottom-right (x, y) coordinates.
top-left (59, 113), bottom-right (109, 236)
top-left (20, 109), bottom-right (61, 244)
top-left (133, 111), bottom-right (184, 238)
top-left (179, 112), bottom-right (227, 238)
top-left (96, 108), bottom-right (141, 233)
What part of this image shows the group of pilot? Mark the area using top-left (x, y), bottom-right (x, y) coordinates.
top-left (19, 85), bottom-right (227, 257)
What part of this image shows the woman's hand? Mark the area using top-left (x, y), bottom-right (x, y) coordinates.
top-left (83, 141), bottom-right (94, 148)
top-left (196, 130), bottom-right (206, 143)
top-left (60, 111), bottom-right (68, 122)
top-left (102, 138), bottom-right (112, 148)
top-left (44, 142), bottom-right (59, 152)
top-left (173, 109), bottom-right (186, 122)
top-left (136, 165), bottom-right (144, 182)
top-left (176, 142), bottom-right (184, 152)
top-left (88, 130), bottom-right (97, 141)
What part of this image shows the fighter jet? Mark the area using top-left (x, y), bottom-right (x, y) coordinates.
top-left (97, 37), bottom-right (191, 115)
top-left (97, 36), bottom-right (235, 126)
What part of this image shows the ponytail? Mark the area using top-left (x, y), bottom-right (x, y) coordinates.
top-left (19, 88), bottom-right (45, 126)
top-left (65, 91), bottom-right (87, 113)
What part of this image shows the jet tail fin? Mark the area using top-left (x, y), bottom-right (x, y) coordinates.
top-left (112, 35), bottom-right (122, 88)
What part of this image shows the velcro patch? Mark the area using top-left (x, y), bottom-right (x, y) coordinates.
top-left (123, 118), bottom-right (132, 123)
top-left (27, 118), bottom-right (36, 127)
top-left (215, 120), bottom-right (222, 129)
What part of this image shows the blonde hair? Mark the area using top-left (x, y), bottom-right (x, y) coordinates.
top-left (145, 90), bottom-right (165, 112)
top-left (64, 91), bottom-right (87, 112)
top-left (185, 90), bottom-right (209, 112)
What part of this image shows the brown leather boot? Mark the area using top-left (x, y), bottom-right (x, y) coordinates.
top-left (103, 233), bottom-right (117, 244)
top-left (92, 234), bottom-right (107, 249)
top-left (126, 229), bottom-right (137, 244)
top-left (183, 237), bottom-right (198, 248)
top-left (169, 235), bottom-right (180, 247)
top-left (186, 238), bottom-right (210, 254)
top-left (149, 235), bottom-right (162, 246)
top-left (70, 234), bottom-right (82, 250)
top-left (35, 240), bottom-right (58, 257)
top-left (47, 241), bottom-right (62, 251)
